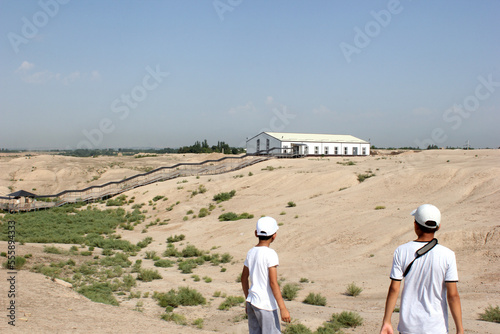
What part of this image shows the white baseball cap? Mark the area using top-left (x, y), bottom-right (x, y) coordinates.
top-left (256, 216), bottom-right (279, 236)
top-left (411, 204), bottom-right (441, 228)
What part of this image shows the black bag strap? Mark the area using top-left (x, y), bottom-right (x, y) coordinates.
top-left (403, 238), bottom-right (438, 278)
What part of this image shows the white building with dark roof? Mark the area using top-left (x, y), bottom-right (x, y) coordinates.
top-left (246, 132), bottom-right (370, 156)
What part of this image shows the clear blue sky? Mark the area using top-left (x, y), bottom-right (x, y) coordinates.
top-left (1, 0), bottom-right (499, 149)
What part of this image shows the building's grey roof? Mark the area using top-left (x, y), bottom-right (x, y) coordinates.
top-left (265, 132), bottom-right (369, 144)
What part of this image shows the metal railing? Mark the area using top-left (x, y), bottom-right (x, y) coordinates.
top-left (0, 154), bottom-right (270, 212)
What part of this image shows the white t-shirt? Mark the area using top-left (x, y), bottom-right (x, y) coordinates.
top-left (390, 241), bottom-right (459, 334)
top-left (244, 246), bottom-right (279, 311)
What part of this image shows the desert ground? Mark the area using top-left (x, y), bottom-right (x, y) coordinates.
top-left (0, 149), bottom-right (499, 333)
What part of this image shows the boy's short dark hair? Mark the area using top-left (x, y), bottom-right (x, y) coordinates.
top-left (258, 233), bottom-right (275, 241)
top-left (415, 220), bottom-right (439, 234)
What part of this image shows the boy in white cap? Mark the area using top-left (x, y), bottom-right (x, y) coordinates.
top-left (380, 204), bottom-right (464, 334)
top-left (241, 216), bottom-right (291, 333)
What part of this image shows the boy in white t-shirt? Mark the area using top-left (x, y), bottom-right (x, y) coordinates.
top-left (380, 204), bottom-right (464, 334)
top-left (241, 216), bottom-right (291, 334)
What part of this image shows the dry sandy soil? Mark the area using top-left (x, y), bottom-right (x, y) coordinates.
top-left (0, 149), bottom-right (499, 333)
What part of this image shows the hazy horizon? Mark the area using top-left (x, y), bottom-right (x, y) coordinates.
top-left (1, 1), bottom-right (499, 150)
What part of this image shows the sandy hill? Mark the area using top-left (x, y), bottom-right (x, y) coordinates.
top-left (1, 149), bottom-right (499, 333)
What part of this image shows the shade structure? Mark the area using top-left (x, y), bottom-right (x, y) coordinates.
top-left (7, 190), bottom-right (38, 198)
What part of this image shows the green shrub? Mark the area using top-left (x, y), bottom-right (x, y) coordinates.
top-left (282, 323), bottom-right (312, 334)
top-left (106, 195), bottom-right (127, 206)
top-left (300, 277), bottom-right (309, 283)
top-left (357, 172), bottom-right (375, 182)
top-left (203, 276), bottom-right (212, 283)
top-left (213, 190), bottom-right (236, 203)
top-left (479, 305), bottom-right (500, 323)
top-left (330, 311), bottom-right (363, 327)
top-left (282, 283), bottom-right (300, 301)
top-left (218, 212), bottom-right (254, 221)
top-left (198, 207), bottom-right (210, 218)
top-left (161, 312), bottom-right (187, 325)
top-left (136, 237), bottom-right (153, 249)
top-left (167, 234), bottom-right (185, 243)
top-left (137, 269), bottom-right (162, 282)
top-left (43, 245), bottom-right (62, 254)
top-left (192, 318), bottom-right (204, 329)
top-left (345, 282), bottom-right (363, 297)
top-left (314, 321), bottom-right (341, 333)
top-left (287, 201), bottom-right (297, 207)
top-left (375, 205), bottom-right (386, 210)
top-left (178, 259), bottom-right (198, 274)
top-left (163, 245), bottom-right (180, 257)
top-left (181, 245), bottom-right (203, 257)
top-left (154, 287), bottom-right (206, 309)
top-left (145, 251), bottom-right (157, 259)
top-left (3, 256), bottom-right (27, 270)
top-left (218, 296), bottom-right (245, 310)
top-left (100, 253), bottom-right (131, 268)
top-left (78, 282), bottom-right (119, 306)
top-left (152, 195), bottom-right (164, 202)
top-left (220, 253), bottom-right (233, 263)
top-left (303, 292), bottom-right (326, 306)
top-left (154, 259), bottom-right (174, 268)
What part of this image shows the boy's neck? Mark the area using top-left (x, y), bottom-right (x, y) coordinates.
top-left (415, 232), bottom-right (435, 242)
top-left (256, 239), bottom-right (273, 247)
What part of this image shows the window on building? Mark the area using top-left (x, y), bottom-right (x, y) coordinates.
top-left (334, 147), bottom-right (338, 155)
top-left (256, 139), bottom-right (260, 152)
top-left (362, 147), bottom-right (366, 155)
top-left (353, 147), bottom-right (358, 155)
top-left (324, 147), bottom-right (329, 155)
top-left (283, 145), bottom-right (288, 154)
top-left (266, 139), bottom-right (270, 151)
top-left (315, 146), bottom-right (319, 154)
top-left (344, 147), bottom-right (348, 155)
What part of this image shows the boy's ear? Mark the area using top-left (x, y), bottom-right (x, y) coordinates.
top-left (271, 233), bottom-right (277, 241)
top-left (255, 230), bottom-right (258, 237)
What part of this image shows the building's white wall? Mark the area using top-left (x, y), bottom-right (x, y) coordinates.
top-left (246, 133), bottom-right (282, 154)
top-left (247, 133), bottom-right (370, 156)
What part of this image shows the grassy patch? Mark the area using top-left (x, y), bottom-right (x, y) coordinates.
top-left (78, 282), bottom-right (119, 306)
top-left (218, 296), bottom-right (245, 310)
top-left (330, 311), bottom-right (363, 327)
top-left (303, 292), bottom-right (326, 306)
top-left (282, 283), bottom-right (301, 301)
top-left (218, 212), bottom-right (254, 221)
top-left (375, 205), bottom-right (386, 210)
top-left (479, 305), bottom-right (500, 323)
top-left (283, 323), bottom-right (312, 334)
top-left (213, 190), bottom-right (236, 203)
top-left (345, 282), bottom-right (363, 297)
top-left (137, 269), bottom-right (162, 282)
top-left (154, 287), bottom-right (206, 309)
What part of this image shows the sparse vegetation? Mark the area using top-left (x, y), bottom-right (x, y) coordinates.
top-left (218, 296), bottom-right (245, 310)
top-left (213, 190), bottom-right (236, 203)
top-left (283, 323), bottom-right (312, 334)
top-left (282, 283), bottom-right (301, 301)
top-left (137, 269), bottom-right (162, 282)
top-left (287, 201), bottom-right (297, 207)
top-left (479, 305), bottom-right (500, 323)
top-left (330, 311), bottom-right (363, 327)
top-left (375, 205), bottom-right (386, 210)
top-left (218, 212), bottom-right (254, 221)
top-left (357, 171), bottom-right (375, 182)
top-left (303, 292), bottom-right (326, 306)
top-left (167, 234), bottom-right (185, 243)
top-left (154, 287), bottom-right (206, 309)
top-left (345, 282), bottom-right (363, 297)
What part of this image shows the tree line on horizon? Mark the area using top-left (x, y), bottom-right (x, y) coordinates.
top-left (0, 140), bottom-right (245, 157)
